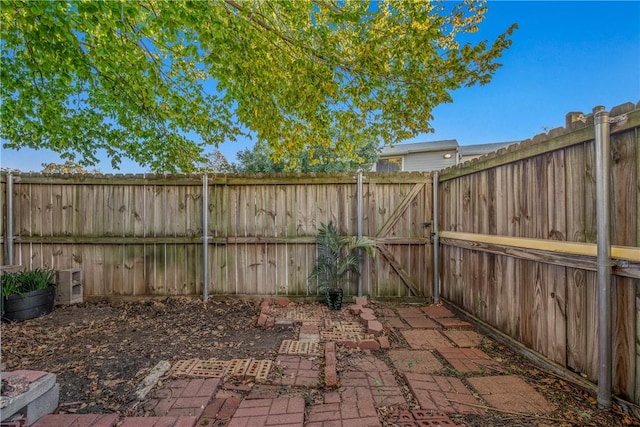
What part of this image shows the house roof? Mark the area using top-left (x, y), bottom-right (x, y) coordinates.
top-left (458, 141), bottom-right (518, 156)
top-left (379, 140), bottom-right (519, 158)
top-left (379, 140), bottom-right (458, 156)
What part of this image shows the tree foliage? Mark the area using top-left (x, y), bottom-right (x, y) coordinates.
top-left (1, 0), bottom-right (515, 173)
top-left (41, 160), bottom-right (99, 174)
top-left (234, 140), bottom-right (379, 173)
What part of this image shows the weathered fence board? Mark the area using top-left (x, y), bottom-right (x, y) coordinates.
top-left (1, 173), bottom-right (433, 300)
top-left (438, 104), bottom-right (640, 404)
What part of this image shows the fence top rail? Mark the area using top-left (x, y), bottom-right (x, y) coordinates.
top-left (438, 101), bottom-right (640, 182)
top-left (0, 171), bottom-right (431, 185)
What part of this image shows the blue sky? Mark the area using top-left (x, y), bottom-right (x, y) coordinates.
top-left (1, 1), bottom-right (639, 173)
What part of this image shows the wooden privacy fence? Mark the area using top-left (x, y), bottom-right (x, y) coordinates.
top-left (0, 172), bottom-right (433, 299)
top-left (436, 102), bottom-right (640, 405)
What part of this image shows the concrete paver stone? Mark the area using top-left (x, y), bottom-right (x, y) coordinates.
top-left (436, 348), bottom-right (501, 374)
top-left (441, 330), bottom-right (484, 348)
top-left (467, 376), bottom-right (557, 414)
top-left (433, 317), bottom-right (473, 329)
top-left (403, 373), bottom-right (482, 414)
top-left (420, 305), bottom-right (455, 319)
top-left (403, 316), bottom-right (439, 329)
top-left (401, 330), bottom-right (454, 350)
top-left (384, 317), bottom-right (408, 330)
top-left (388, 350), bottom-right (444, 374)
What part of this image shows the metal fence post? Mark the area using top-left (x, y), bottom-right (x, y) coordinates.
top-left (7, 173), bottom-right (14, 265)
top-left (594, 106), bottom-right (612, 408)
top-left (357, 171), bottom-right (363, 297)
top-left (432, 171), bottom-right (439, 304)
top-left (202, 174), bottom-right (209, 302)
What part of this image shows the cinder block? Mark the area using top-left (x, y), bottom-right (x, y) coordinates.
top-left (23, 383), bottom-right (59, 426)
top-left (1, 373), bottom-right (57, 424)
top-left (55, 269), bottom-right (83, 305)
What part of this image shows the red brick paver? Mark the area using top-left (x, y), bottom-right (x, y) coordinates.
top-left (32, 414), bottom-right (119, 427)
top-left (388, 350), bottom-right (444, 374)
top-left (383, 317), bottom-right (407, 330)
top-left (403, 316), bottom-right (439, 329)
top-left (433, 317), bottom-right (472, 329)
top-left (400, 330), bottom-right (453, 350)
top-left (147, 378), bottom-right (219, 419)
top-left (467, 376), bottom-right (557, 414)
top-left (420, 305), bottom-right (455, 319)
top-left (1, 370), bottom-right (48, 383)
top-left (396, 307), bottom-right (425, 319)
top-left (436, 348), bottom-right (501, 374)
top-left (341, 355), bottom-right (405, 407)
top-left (272, 355), bottom-right (320, 387)
top-left (387, 407), bottom-right (457, 427)
top-left (441, 330), bottom-right (483, 348)
top-left (228, 397), bottom-right (305, 426)
top-left (403, 373), bottom-right (482, 414)
top-left (119, 416), bottom-right (197, 427)
top-left (306, 387), bottom-right (381, 426)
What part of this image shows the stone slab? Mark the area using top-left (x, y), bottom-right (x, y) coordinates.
top-left (436, 348), bottom-right (501, 374)
top-left (434, 317), bottom-right (472, 329)
top-left (467, 376), bottom-right (557, 414)
top-left (420, 305), bottom-right (455, 319)
top-left (403, 316), bottom-right (439, 329)
top-left (441, 330), bottom-right (483, 348)
top-left (384, 317), bottom-right (408, 330)
top-left (401, 330), bottom-right (453, 350)
top-left (396, 307), bottom-right (425, 318)
top-left (388, 350), bottom-right (444, 374)
top-left (403, 373), bottom-right (482, 414)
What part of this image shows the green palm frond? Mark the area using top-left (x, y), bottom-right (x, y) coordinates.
top-left (308, 221), bottom-right (377, 295)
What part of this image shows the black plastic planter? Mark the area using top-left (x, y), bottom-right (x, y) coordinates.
top-left (2, 286), bottom-right (55, 322)
top-left (326, 289), bottom-right (344, 311)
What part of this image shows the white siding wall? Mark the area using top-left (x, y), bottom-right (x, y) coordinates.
top-left (402, 151), bottom-right (457, 171)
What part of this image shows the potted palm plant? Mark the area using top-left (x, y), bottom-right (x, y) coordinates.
top-left (1, 268), bottom-right (56, 322)
top-left (308, 222), bottom-right (376, 310)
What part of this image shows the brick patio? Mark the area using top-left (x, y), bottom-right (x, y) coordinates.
top-left (27, 299), bottom-right (574, 427)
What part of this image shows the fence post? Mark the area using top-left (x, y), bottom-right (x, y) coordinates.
top-left (6, 173), bottom-right (14, 265)
top-left (202, 174), bottom-right (209, 302)
top-left (357, 171), bottom-right (363, 297)
top-left (432, 171), bottom-right (439, 304)
top-left (594, 106), bottom-right (612, 408)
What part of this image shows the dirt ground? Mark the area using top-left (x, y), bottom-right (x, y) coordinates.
top-left (1, 297), bottom-right (638, 426)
